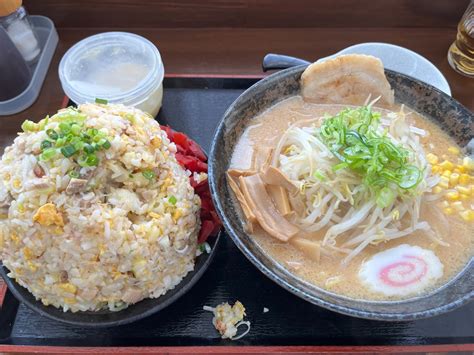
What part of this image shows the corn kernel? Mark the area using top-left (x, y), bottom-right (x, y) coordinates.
top-left (427, 153), bottom-right (439, 165)
top-left (58, 283), bottom-right (77, 294)
top-left (448, 146), bottom-right (460, 155)
top-left (456, 186), bottom-right (471, 195)
top-left (443, 207), bottom-right (454, 215)
top-left (52, 226), bottom-right (64, 235)
top-left (431, 166), bottom-right (441, 174)
top-left (10, 233), bottom-right (19, 245)
top-left (132, 257), bottom-right (147, 277)
top-left (463, 157), bottom-right (474, 171)
top-left (136, 127), bottom-right (145, 137)
top-left (27, 261), bottom-right (37, 272)
top-left (150, 137), bottom-right (162, 148)
top-left (149, 212), bottom-right (161, 219)
top-left (438, 176), bottom-right (450, 189)
top-left (442, 170), bottom-right (451, 177)
top-left (173, 209), bottom-right (182, 221)
top-left (439, 160), bottom-right (454, 170)
top-left (459, 210), bottom-right (474, 222)
top-left (453, 168), bottom-right (461, 174)
top-left (64, 297), bottom-right (76, 304)
top-left (433, 186), bottom-right (442, 194)
top-left (451, 201), bottom-right (464, 211)
top-left (459, 174), bottom-right (470, 185)
top-left (446, 191), bottom-right (460, 201)
top-left (13, 179), bottom-right (21, 188)
top-left (457, 165), bottom-right (467, 173)
top-left (449, 173), bottom-right (460, 186)
top-left (23, 247), bottom-right (33, 259)
top-left (460, 193), bottom-right (469, 201)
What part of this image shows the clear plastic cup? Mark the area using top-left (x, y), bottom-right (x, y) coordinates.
top-left (59, 32), bottom-right (164, 116)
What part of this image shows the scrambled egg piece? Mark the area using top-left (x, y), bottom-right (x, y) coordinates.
top-left (33, 203), bottom-right (64, 227)
top-left (203, 301), bottom-right (250, 340)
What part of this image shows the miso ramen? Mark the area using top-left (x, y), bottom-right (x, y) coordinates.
top-left (228, 96), bottom-right (473, 301)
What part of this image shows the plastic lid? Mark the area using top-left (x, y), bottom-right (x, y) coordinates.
top-left (59, 32), bottom-right (164, 106)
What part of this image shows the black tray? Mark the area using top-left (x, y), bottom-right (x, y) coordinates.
top-left (0, 76), bottom-right (473, 350)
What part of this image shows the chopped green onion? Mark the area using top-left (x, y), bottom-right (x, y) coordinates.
top-left (73, 141), bottom-right (85, 151)
top-left (70, 124), bottom-right (81, 136)
top-left (61, 145), bottom-right (76, 158)
top-left (313, 170), bottom-right (327, 181)
top-left (51, 108), bottom-right (86, 124)
top-left (398, 165), bottom-right (421, 189)
top-left (320, 106), bottom-right (422, 195)
top-left (46, 129), bottom-right (59, 140)
top-left (333, 162), bottom-right (349, 171)
top-left (59, 122), bottom-right (71, 134)
top-left (81, 133), bottom-right (91, 142)
top-left (41, 140), bottom-right (52, 150)
top-left (168, 195), bottom-right (177, 205)
top-left (102, 140), bottom-right (111, 149)
top-left (40, 148), bottom-right (57, 161)
top-left (376, 186), bottom-right (396, 208)
top-left (142, 170), bottom-right (156, 180)
top-left (198, 244), bottom-right (206, 253)
top-left (68, 170), bottom-right (80, 178)
top-left (55, 137), bottom-right (66, 147)
top-left (38, 116), bottom-right (49, 130)
top-left (65, 134), bottom-right (75, 145)
top-left (21, 120), bottom-right (38, 132)
top-left (87, 128), bottom-right (98, 137)
top-left (77, 155), bottom-right (88, 167)
top-left (83, 144), bottom-right (95, 154)
top-left (85, 154), bottom-right (99, 166)
top-left (95, 98), bottom-right (108, 104)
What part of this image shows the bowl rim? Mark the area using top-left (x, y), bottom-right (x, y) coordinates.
top-left (0, 230), bottom-right (221, 327)
top-left (208, 64), bottom-right (474, 321)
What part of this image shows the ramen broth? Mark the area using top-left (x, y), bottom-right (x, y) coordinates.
top-left (230, 96), bottom-right (473, 300)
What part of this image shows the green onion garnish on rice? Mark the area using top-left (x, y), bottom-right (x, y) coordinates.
top-left (30, 108), bottom-right (113, 168)
top-left (21, 120), bottom-right (38, 132)
top-left (95, 98), bottom-right (108, 104)
top-left (142, 170), bottom-right (156, 180)
top-left (68, 170), bottom-right (80, 178)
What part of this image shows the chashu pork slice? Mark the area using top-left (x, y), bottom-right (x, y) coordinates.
top-left (301, 54), bottom-right (394, 107)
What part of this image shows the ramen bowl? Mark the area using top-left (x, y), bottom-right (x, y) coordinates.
top-left (208, 65), bottom-right (473, 321)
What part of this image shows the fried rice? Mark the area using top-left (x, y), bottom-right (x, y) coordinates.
top-left (0, 103), bottom-right (201, 312)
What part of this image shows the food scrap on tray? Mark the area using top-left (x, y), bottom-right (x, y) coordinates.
top-left (227, 54), bottom-right (473, 301)
top-left (0, 102), bottom-right (220, 312)
top-left (203, 301), bottom-right (251, 340)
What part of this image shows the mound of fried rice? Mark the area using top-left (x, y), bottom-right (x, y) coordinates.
top-left (0, 103), bottom-right (201, 312)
